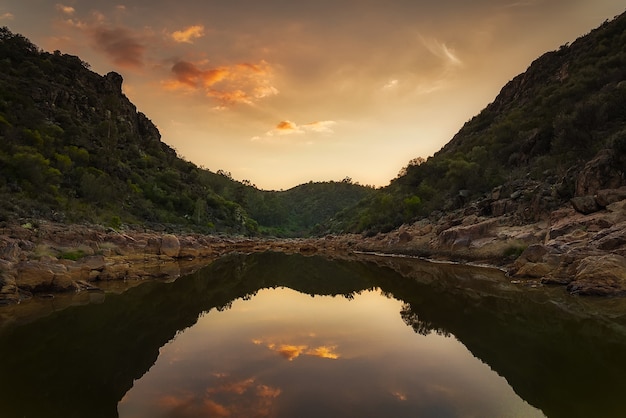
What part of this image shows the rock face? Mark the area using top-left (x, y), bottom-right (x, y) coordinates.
top-left (567, 255), bottom-right (626, 296)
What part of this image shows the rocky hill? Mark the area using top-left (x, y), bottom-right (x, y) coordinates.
top-left (330, 11), bottom-right (626, 235)
top-left (0, 27), bottom-right (371, 236)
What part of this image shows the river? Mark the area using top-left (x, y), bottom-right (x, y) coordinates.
top-left (1, 252), bottom-right (626, 417)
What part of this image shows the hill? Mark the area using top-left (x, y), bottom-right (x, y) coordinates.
top-left (330, 11), bottom-right (626, 234)
top-left (0, 27), bottom-right (370, 235)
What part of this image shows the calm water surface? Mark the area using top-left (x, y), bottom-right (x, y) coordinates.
top-left (118, 287), bottom-right (542, 418)
top-left (2, 252), bottom-right (626, 418)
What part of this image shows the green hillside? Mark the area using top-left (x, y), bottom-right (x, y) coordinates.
top-left (330, 11), bottom-right (626, 234)
top-left (0, 27), bottom-right (370, 235)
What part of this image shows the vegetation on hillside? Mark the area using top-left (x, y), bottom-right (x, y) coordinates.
top-left (0, 27), bottom-right (371, 235)
top-left (329, 11), bottom-right (626, 235)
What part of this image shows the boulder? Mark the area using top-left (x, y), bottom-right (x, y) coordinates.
top-left (15, 260), bottom-right (55, 291)
top-left (518, 244), bottom-right (549, 263)
top-left (596, 187), bottom-right (626, 208)
top-left (160, 234), bottom-right (181, 258)
top-left (567, 254), bottom-right (626, 296)
top-left (398, 231), bottom-right (412, 243)
top-left (570, 195), bottom-right (600, 214)
top-left (575, 149), bottom-right (623, 196)
top-left (0, 262), bottom-right (19, 304)
top-left (438, 218), bottom-right (498, 248)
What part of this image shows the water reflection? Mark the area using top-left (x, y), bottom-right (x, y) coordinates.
top-left (118, 287), bottom-right (542, 418)
top-left (0, 252), bottom-right (625, 417)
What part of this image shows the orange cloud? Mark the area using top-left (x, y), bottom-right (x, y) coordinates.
top-left (55, 4), bottom-right (75, 15)
top-left (0, 12), bottom-right (14, 21)
top-left (171, 25), bottom-right (205, 43)
top-left (276, 120), bottom-right (299, 131)
top-left (264, 120), bottom-right (337, 137)
top-left (166, 59), bottom-right (277, 107)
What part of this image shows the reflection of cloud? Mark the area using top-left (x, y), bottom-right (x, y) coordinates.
top-left (171, 25), bottom-right (205, 43)
top-left (391, 391), bottom-right (408, 401)
top-left (256, 339), bottom-right (340, 360)
top-left (207, 377), bottom-right (256, 395)
top-left (269, 343), bottom-right (308, 361)
top-left (164, 59), bottom-right (278, 107)
top-left (157, 376), bottom-right (281, 418)
top-left (306, 345), bottom-right (340, 360)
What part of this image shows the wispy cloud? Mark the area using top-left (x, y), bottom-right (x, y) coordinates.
top-left (57, 7), bottom-right (147, 68)
top-left (171, 25), bottom-right (205, 43)
top-left (383, 79), bottom-right (399, 89)
top-left (419, 36), bottom-right (463, 67)
top-left (164, 59), bottom-right (278, 107)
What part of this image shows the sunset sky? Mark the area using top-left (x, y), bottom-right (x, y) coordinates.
top-left (1, 1), bottom-right (624, 190)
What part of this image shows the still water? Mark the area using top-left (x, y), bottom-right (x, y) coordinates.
top-left (118, 287), bottom-right (541, 418)
top-left (2, 252), bottom-right (626, 417)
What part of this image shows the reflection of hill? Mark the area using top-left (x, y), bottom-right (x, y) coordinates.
top-left (1, 253), bottom-right (626, 417)
top-left (369, 255), bottom-right (626, 418)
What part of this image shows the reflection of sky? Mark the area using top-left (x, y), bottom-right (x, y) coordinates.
top-left (118, 287), bottom-right (544, 417)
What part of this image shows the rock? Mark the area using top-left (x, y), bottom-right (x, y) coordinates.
top-left (567, 254), bottom-right (626, 296)
top-left (575, 149), bottom-right (624, 196)
top-left (0, 241), bottom-right (21, 262)
top-left (0, 263), bottom-right (19, 304)
top-left (570, 195), bottom-right (600, 214)
top-left (160, 234), bottom-right (180, 258)
top-left (514, 262), bottom-right (554, 278)
top-left (398, 231), bottom-right (412, 243)
top-left (491, 199), bottom-right (514, 217)
top-left (80, 255), bottom-right (106, 271)
top-left (519, 244), bottom-right (549, 263)
top-left (299, 245), bottom-right (318, 254)
top-left (593, 225), bottom-right (626, 251)
top-left (52, 273), bottom-right (75, 291)
top-left (16, 261), bottom-right (55, 291)
top-left (100, 261), bottom-right (131, 280)
top-left (596, 187), bottom-right (626, 208)
top-left (438, 218), bottom-right (498, 248)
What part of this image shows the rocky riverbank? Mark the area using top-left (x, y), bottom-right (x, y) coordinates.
top-left (1, 191), bottom-right (626, 306)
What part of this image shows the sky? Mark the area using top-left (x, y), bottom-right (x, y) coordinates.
top-left (1, 1), bottom-right (624, 190)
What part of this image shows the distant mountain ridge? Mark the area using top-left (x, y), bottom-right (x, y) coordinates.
top-left (329, 10), bottom-right (626, 234)
top-left (0, 27), bottom-right (372, 235)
